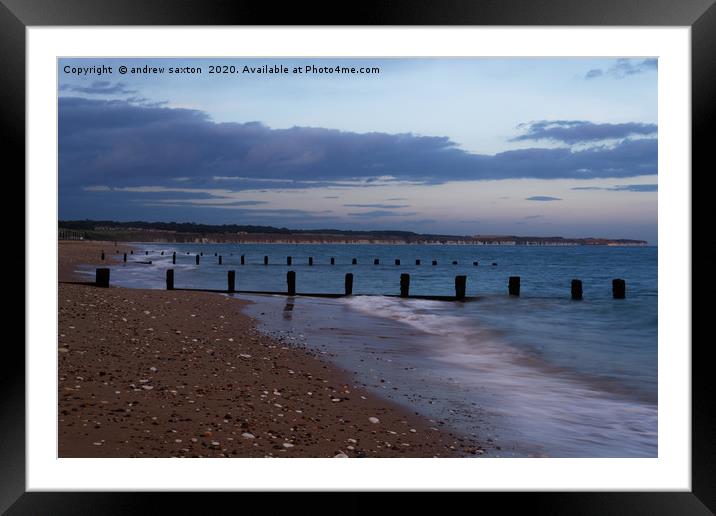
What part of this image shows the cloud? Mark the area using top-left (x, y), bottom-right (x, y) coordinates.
top-left (511, 120), bottom-right (657, 144)
top-left (342, 203), bottom-right (410, 209)
top-left (526, 196), bottom-right (561, 201)
top-left (523, 215), bottom-right (543, 219)
top-left (59, 98), bottom-right (657, 198)
top-left (347, 210), bottom-right (419, 217)
top-left (60, 81), bottom-right (138, 95)
top-left (572, 184), bottom-right (657, 192)
top-left (153, 199), bottom-right (268, 206)
top-left (585, 58), bottom-right (657, 80)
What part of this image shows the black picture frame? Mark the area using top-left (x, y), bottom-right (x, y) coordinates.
top-left (6, 0), bottom-right (712, 513)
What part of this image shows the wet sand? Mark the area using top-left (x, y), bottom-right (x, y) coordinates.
top-left (59, 241), bottom-right (482, 457)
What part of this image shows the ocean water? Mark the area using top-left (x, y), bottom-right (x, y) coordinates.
top-left (85, 243), bottom-right (657, 457)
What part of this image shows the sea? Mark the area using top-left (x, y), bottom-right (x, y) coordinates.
top-left (81, 243), bottom-right (658, 458)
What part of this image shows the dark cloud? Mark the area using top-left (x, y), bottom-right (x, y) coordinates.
top-left (60, 81), bottom-right (138, 95)
top-left (323, 195), bottom-right (340, 199)
top-left (343, 203), bottom-right (411, 209)
top-left (526, 196), bottom-right (561, 201)
top-left (511, 120), bottom-right (657, 144)
top-left (156, 199), bottom-right (269, 206)
top-left (572, 184), bottom-right (657, 192)
top-left (385, 197), bottom-right (408, 201)
top-left (585, 58), bottom-right (657, 80)
top-left (59, 98), bottom-right (658, 217)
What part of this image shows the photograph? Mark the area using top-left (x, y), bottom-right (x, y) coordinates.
top-left (57, 56), bottom-right (658, 459)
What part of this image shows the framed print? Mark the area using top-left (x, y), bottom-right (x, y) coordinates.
top-left (6, 0), bottom-right (713, 512)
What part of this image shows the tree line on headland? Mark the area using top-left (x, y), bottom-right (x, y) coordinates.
top-left (58, 220), bottom-right (648, 246)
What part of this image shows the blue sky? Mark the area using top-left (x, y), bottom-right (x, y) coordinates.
top-left (58, 57), bottom-right (658, 243)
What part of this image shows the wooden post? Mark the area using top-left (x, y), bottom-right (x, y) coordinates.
top-left (571, 279), bottom-right (583, 300)
top-left (330, 257), bottom-right (335, 265)
top-left (455, 275), bottom-right (467, 300)
top-left (395, 259), bottom-right (401, 265)
top-left (161, 251), bottom-right (164, 255)
top-left (227, 270), bottom-right (236, 293)
top-left (123, 253), bottom-right (127, 262)
top-left (416, 259), bottom-right (421, 265)
top-left (344, 273), bottom-right (353, 296)
top-left (400, 273), bottom-right (410, 298)
top-left (100, 251), bottom-right (105, 261)
top-left (218, 255), bottom-right (223, 265)
top-left (508, 276), bottom-right (520, 296)
top-left (145, 250), bottom-right (149, 255)
top-left (130, 250), bottom-right (133, 255)
top-left (214, 252), bottom-right (217, 256)
top-left (308, 257), bottom-right (313, 266)
top-left (452, 260), bottom-right (458, 265)
top-left (166, 269), bottom-right (174, 290)
top-left (352, 258), bottom-right (357, 265)
top-left (374, 258), bottom-right (379, 265)
top-left (264, 255), bottom-right (268, 265)
top-left (195, 254), bottom-right (200, 265)
top-left (172, 252), bottom-right (176, 264)
top-left (432, 260), bottom-right (437, 266)
top-left (241, 255), bottom-right (245, 265)
top-left (287, 271), bottom-right (296, 296)
top-left (95, 268), bottom-right (110, 288)
top-left (200, 252), bottom-right (203, 256)
top-left (287, 256), bottom-right (292, 265)
top-left (612, 279), bottom-right (626, 299)
top-left (473, 261), bottom-right (478, 266)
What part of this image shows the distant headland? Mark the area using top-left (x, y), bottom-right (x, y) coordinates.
top-left (58, 220), bottom-right (648, 246)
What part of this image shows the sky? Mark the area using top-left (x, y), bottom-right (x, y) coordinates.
top-left (58, 57), bottom-right (658, 243)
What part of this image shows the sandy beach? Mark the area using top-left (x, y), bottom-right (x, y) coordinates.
top-left (59, 241), bottom-right (482, 457)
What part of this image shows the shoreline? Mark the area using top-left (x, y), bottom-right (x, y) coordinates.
top-left (58, 240), bottom-right (482, 457)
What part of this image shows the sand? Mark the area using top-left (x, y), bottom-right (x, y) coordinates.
top-left (58, 240), bottom-right (133, 282)
top-left (58, 241), bottom-right (482, 457)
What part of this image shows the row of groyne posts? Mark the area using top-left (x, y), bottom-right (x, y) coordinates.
top-left (107, 249), bottom-right (496, 267)
top-left (95, 250), bottom-right (627, 300)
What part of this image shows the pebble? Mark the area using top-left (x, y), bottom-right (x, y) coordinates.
top-left (368, 417), bottom-right (380, 424)
top-left (242, 433), bottom-right (255, 439)
top-left (334, 452), bottom-right (349, 458)
top-left (282, 443), bottom-right (294, 448)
